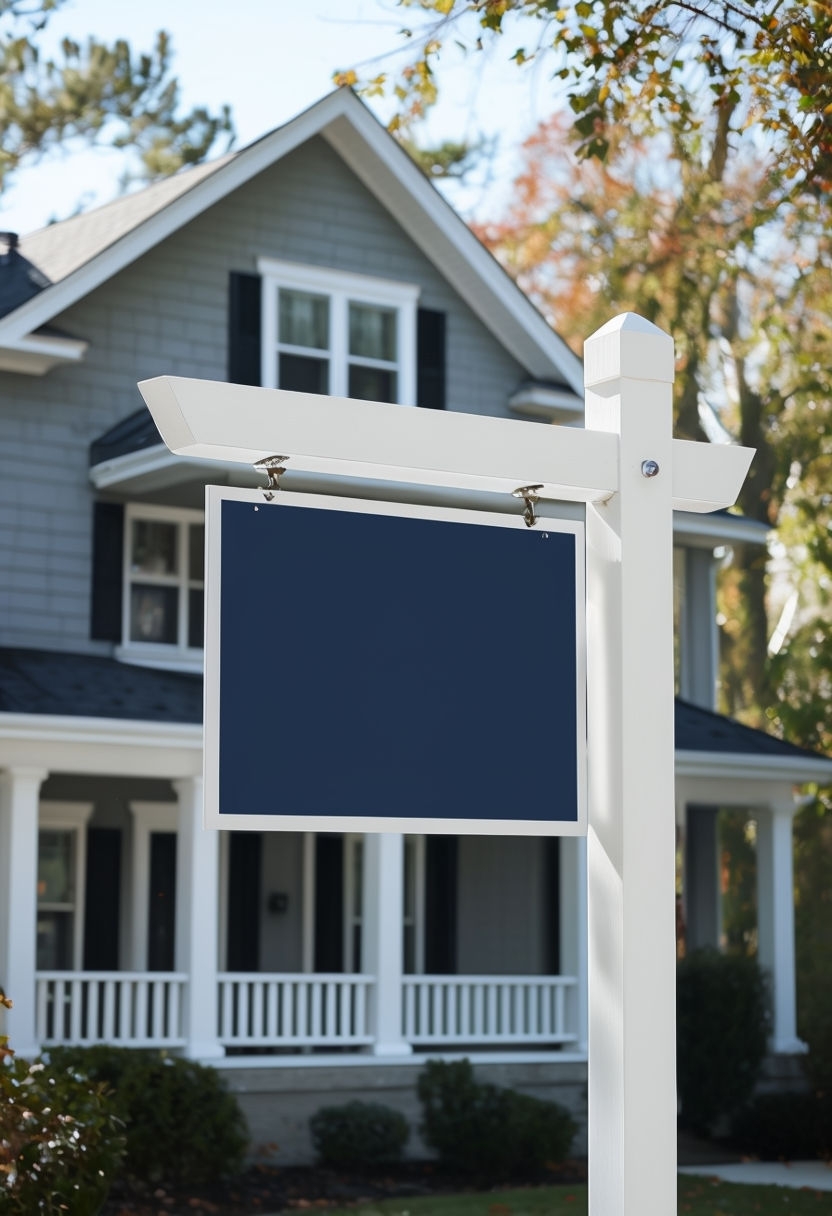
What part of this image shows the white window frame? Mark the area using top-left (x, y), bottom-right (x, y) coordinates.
top-left (117, 503), bottom-right (205, 673)
top-left (257, 258), bottom-right (420, 406)
top-left (37, 801), bottom-right (94, 972)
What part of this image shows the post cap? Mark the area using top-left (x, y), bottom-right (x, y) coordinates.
top-left (583, 312), bottom-right (675, 388)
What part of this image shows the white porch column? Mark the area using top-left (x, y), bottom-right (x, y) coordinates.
top-left (362, 832), bottom-right (411, 1057)
top-left (585, 316), bottom-right (677, 1216)
top-left (757, 800), bottom-right (804, 1055)
top-left (174, 777), bottom-right (223, 1059)
top-left (559, 835), bottom-right (588, 1053)
top-left (0, 767), bottom-right (47, 1056)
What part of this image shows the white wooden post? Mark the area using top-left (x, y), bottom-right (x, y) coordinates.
top-left (584, 314), bottom-right (678, 1216)
top-left (0, 767), bottom-right (47, 1056)
top-left (362, 832), bottom-right (412, 1056)
top-left (174, 777), bottom-right (224, 1058)
top-left (757, 799), bottom-right (804, 1054)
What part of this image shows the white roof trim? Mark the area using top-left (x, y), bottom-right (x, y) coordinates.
top-left (0, 90), bottom-right (581, 393)
top-left (675, 749), bottom-right (832, 783)
top-left (508, 384), bottom-right (585, 422)
top-left (0, 332), bottom-right (88, 375)
top-left (0, 712), bottom-right (201, 749)
top-left (673, 510), bottom-right (769, 549)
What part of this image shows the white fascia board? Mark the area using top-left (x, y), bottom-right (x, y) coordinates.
top-left (507, 385), bottom-right (585, 422)
top-left (673, 509), bottom-right (770, 549)
top-left (0, 91), bottom-right (357, 345)
top-left (0, 712), bottom-right (202, 780)
top-left (90, 444), bottom-right (235, 490)
top-left (0, 333), bottom-right (88, 375)
top-left (324, 110), bottom-right (585, 394)
top-left (674, 749), bottom-right (832, 784)
top-left (138, 374), bottom-right (752, 511)
top-left (0, 712), bottom-right (201, 749)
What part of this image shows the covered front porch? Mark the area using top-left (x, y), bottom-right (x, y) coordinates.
top-left (0, 660), bottom-right (587, 1060)
top-left (2, 652), bottom-right (830, 1066)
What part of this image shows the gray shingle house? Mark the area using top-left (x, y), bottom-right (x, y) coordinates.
top-left (0, 89), bottom-right (828, 1158)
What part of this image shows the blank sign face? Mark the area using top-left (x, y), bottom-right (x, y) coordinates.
top-left (204, 488), bottom-right (586, 836)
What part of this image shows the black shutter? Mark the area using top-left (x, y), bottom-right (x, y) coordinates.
top-left (83, 829), bottom-right (121, 970)
top-left (90, 501), bottom-right (124, 642)
top-left (425, 835), bottom-right (457, 974)
top-left (228, 271), bottom-right (262, 385)
top-left (227, 832), bottom-right (262, 972)
top-left (148, 832), bottom-right (177, 971)
top-left (417, 308), bottom-right (446, 410)
top-left (314, 835), bottom-right (344, 973)
top-left (544, 837), bottom-right (560, 975)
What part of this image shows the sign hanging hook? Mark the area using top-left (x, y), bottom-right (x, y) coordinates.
top-left (254, 454), bottom-right (290, 501)
top-left (512, 484), bottom-right (543, 527)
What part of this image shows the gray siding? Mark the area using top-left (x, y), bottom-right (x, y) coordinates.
top-left (0, 136), bottom-right (528, 654)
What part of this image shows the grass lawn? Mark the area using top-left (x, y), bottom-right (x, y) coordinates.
top-left (319, 1177), bottom-right (832, 1215)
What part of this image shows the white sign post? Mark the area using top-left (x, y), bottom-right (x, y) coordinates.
top-left (138, 312), bottom-right (753, 1216)
top-left (584, 315), bottom-right (678, 1215)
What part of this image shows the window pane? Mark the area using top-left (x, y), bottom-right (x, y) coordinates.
top-left (130, 585), bottom-right (179, 644)
top-left (279, 352), bottom-right (329, 395)
top-left (279, 289), bottom-right (329, 350)
top-left (188, 588), bottom-right (204, 649)
top-left (131, 520), bottom-right (177, 576)
top-left (349, 303), bottom-right (396, 361)
top-left (348, 364), bottom-right (396, 403)
top-left (38, 830), bottom-right (73, 904)
top-left (37, 911), bottom-right (73, 970)
top-left (189, 524), bottom-right (205, 582)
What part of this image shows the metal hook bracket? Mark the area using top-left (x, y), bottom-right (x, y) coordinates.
top-left (512, 483), bottom-right (543, 527)
top-left (255, 454), bottom-right (289, 501)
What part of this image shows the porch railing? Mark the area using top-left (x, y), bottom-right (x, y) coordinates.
top-left (402, 975), bottom-right (579, 1046)
top-left (36, 971), bottom-right (186, 1047)
top-left (217, 972), bottom-right (375, 1048)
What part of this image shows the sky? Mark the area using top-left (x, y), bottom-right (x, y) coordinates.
top-left (0, 0), bottom-right (563, 236)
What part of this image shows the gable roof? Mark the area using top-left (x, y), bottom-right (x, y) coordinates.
top-left (1, 89), bottom-right (583, 395)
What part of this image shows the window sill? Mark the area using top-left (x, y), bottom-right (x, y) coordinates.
top-left (115, 645), bottom-right (204, 675)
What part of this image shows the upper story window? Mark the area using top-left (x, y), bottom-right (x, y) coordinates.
top-left (257, 259), bottom-right (420, 405)
top-left (119, 504), bottom-right (204, 669)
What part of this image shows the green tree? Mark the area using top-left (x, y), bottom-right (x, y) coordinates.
top-left (0, 0), bottom-right (233, 195)
top-left (467, 110), bottom-right (832, 727)
top-left (349, 0), bottom-right (832, 197)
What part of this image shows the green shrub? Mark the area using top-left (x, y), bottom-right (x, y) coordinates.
top-left (0, 1054), bottom-right (124, 1215)
top-left (677, 949), bottom-right (770, 1135)
top-left (417, 1058), bottom-right (576, 1180)
top-left (310, 1100), bottom-right (409, 1168)
top-left (49, 1046), bottom-right (247, 1185)
top-left (730, 1091), bottom-right (832, 1161)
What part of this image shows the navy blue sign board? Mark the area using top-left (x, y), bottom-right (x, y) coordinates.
top-left (204, 486), bottom-right (587, 835)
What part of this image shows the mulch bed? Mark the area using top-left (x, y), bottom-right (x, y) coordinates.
top-left (101, 1159), bottom-right (588, 1215)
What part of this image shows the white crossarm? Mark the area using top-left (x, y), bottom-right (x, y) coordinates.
top-left (137, 375), bottom-right (752, 513)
